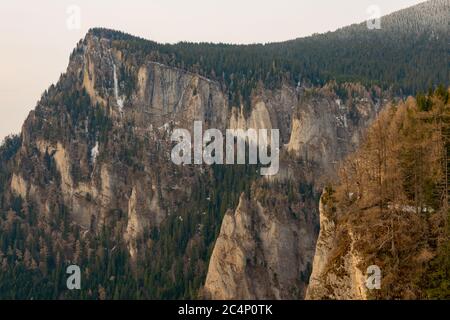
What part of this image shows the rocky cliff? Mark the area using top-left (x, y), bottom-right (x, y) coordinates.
top-left (1, 0), bottom-right (448, 299)
top-left (2, 29), bottom-right (388, 299)
top-left (305, 90), bottom-right (450, 299)
top-left (203, 183), bottom-right (319, 300)
top-left (305, 194), bottom-right (367, 300)
top-left (202, 82), bottom-right (383, 299)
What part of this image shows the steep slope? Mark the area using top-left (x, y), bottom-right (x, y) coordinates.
top-left (306, 89), bottom-right (450, 299)
top-left (306, 191), bottom-right (368, 300)
top-left (203, 171), bottom-right (320, 300)
top-left (202, 84), bottom-right (383, 299)
top-left (0, 30), bottom-right (382, 299)
top-left (0, 0), bottom-right (448, 300)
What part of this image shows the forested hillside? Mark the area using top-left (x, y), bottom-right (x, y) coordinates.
top-left (88, 0), bottom-right (449, 107)
top-left (0, 0), bottom-right (448, 300)
top-left (312, 86), bottom-right (450, 299)
top-left (0, 160), bottom-right (259, 299)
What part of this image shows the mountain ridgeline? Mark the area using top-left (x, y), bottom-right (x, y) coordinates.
top-left (0, 0), bottom-right (449, 299)
top-left (88, 0), bottom-right (449, 103)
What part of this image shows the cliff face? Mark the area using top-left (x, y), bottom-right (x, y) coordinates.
top-left (304, 92), bottom-right (450, 300)
top-left (4, 30), bottom-right (386, 299)
top-left (305, 195), bottom-right (367, 300)
top-left (10, 32), bottom-right (231, 256)
top-left (203, 190), bottom-right (318, 300)
top-left (200, 82), bottom-right (383, 299)
top-left (287, 84), bottom-right (380, 176)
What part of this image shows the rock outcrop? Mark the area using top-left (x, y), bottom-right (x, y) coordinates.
top-left (203, 189), bottom-right (318, 300)
top-left (305, 195), bottom-right (367, 300)
top-left (287, 84), bottom-right (380, 177)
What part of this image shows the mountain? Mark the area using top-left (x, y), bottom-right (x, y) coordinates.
top-left (89, 0), bottom-right (449, 96)
top-left (0, 0), bottom-right (448, 299)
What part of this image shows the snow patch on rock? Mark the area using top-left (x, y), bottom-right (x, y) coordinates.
top-left (113, 64), bottom-right (124, 111)
top-left (91, 141), bottom-right (99, 164)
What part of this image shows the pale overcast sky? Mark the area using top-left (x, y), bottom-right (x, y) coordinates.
top-left (0, 0), bottom-right (426, 140)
